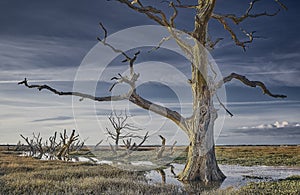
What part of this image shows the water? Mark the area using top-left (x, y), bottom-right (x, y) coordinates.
top-left (57, 155), bottom-right (300, 189)
top-left (20, 152), bottom-right (300, 190)
top-left (145, 163), bottom-right (300, 189)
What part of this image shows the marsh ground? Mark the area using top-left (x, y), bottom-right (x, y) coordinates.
top-left (0, 145), bottom-right (299, 194)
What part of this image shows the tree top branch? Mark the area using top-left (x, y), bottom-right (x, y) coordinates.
top-left (214, 0), bottom-right (281, 25)
top-left (211, 0), bottom-right (287, 50)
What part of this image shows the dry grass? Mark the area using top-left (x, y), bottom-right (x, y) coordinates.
top-left (216, 145), bottom-right (300, 166)
top-left (0, 151), bottom-right (181, 194)
top-left (1, 146), bottom-right (300, 194)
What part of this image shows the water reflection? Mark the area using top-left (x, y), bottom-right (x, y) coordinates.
top-left (146, 163), bottom-right (300, 192)
top-left (152, 164), bottom-right (224, 193)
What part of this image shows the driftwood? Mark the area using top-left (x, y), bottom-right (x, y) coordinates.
top-left (156, 135), bottom-right (177, 159)
top-left (170, 141), bottom-right (177, 155)
top-left (157, 135), bottom-right (166, 159)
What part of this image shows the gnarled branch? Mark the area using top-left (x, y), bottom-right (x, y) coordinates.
top-left (217, 73), bottom-right (287, 98)
top-left (211, 13), bottom-right (260, 50)
top-left (111, 0), bottom-right (193, 56)
top-left (97, 22), bottom-right (134, 61)
top-left (212, 0), bottom-right (286, 50)
top-left (18, 78), bottom-right (128, 102)
top-left (18, 78), bottom-right (188, 133)
top-left (148, 35), bottom-right (172, 52)
top-left (111, 0), bottom-right (169, 26)
top-left (215, 0), bottom-right (280, 25)
top-left (207, 37), bottom-right (224, 50)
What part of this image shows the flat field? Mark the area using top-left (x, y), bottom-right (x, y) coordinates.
top-left (0, 145), bottom-right (299, 194)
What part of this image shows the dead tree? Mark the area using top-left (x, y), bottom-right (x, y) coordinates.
top-left (33, 133), bottom-right (44, 159)
top-left (106, 110), bottom-right (144, 151)
top-left (45, 131), bottom-right (60, 160)
top-left (20, 134), bottom-right (35, 156)
top-left (19, 0), bottom-right (287, 182)
top-left (56, 129), bottom-right (79, 160)
top-left (120, 131), bottom-right (149, 156)
top-left (20, 129), bottom-right (84, 161)
top-left (20, 133), bottom-right (43, 158)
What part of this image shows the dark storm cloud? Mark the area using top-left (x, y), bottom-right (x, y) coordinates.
top-left (1, 0), bottom-right (298, 88)
top-left (0, 0), bottom-right (158, 82)
top-left (0, 1), bottom-right (299, 99)
top-left (0, 0), bottom-right (152, 38)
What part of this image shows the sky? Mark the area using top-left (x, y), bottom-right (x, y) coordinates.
top-left (0, 0), bottom-right (299, 145)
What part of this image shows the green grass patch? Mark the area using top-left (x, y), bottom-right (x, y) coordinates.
top-left (216, 146), bottom-right (300, 166)
top-left (237, 180), bottom-right (300, 194)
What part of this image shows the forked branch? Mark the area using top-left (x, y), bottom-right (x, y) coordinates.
top-left (212, 14), bottom-right (261, 50)
top-left (214, 0), bottom-right (280, 25)
top-left (112, 0), bottom-right (192, 55)
top-left (207, 37), bottom-right (224, 50)
top-left (111, 0), bottom-right (169, 26)
top-left (212, 0), bottom-right (286, 50)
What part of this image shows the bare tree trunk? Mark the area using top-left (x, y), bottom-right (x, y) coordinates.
top-left (177, 71), bottom-right (226, 181)
top-left (115, 131), bottom-right (120, 150)
top-left (178, 0), bottom-right (225, 182)
top-left (178, 101), bottom-right (225, 182)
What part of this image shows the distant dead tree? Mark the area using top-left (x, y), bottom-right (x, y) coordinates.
top-left (44, 131), bottom-right (60, 160)
top-left (56, 129), bottom-right (80, 160)
top-left (20, 129), bottom-right (85, 161)
top-left (121, 131), bottom-right (149, 156)
top-left (20, 133), bottom-right (43, 158)
top-left (106, 110), bottom-right (145, 151)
